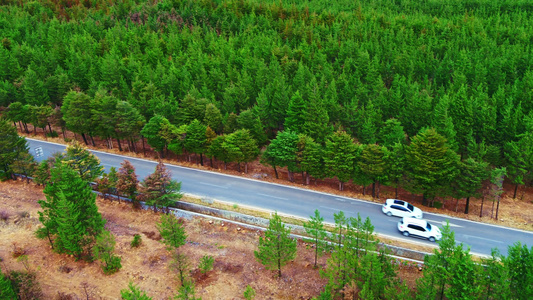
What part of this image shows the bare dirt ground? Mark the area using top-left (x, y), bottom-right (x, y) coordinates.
top-left (0, 180), bottom-right (423, 299)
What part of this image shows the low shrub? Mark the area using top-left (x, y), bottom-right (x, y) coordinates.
top-left (102, 256), bottom-right (122, 275)
top-left (46, 131), bottom-right (59, 138)
top-left (131, 234), bottom-right (142, 248)
top-left (199, 255), bottom-right (214, 274)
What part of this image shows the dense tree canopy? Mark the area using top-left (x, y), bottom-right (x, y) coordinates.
top-left (1, 0), bottom-right (533, 202)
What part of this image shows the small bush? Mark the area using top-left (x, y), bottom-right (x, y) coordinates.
top-left (17, 211), bottom-right (30, 218)
top-left (11, 243), bottom-right (25, 258)
top-left (433, 201), bottom-right (443, 209)
top-left (58, 265), bottom-right (72, 274)
top-left (46, 131), bottom-right (59, 138)
top-left (102, 255), bottom-right (122, 275)
top-left (198, 255), bottom-right (214, 274)
top-left (244, 285), bottom-right (256, 300)
top-left (9, 270), bottom-right (43, 299)
top-left (0, 210), bottom-right (10, 222)
top-left (55, 291), bottom-right (77, 300)
top-left (131, 234), bottom-right (142, 248)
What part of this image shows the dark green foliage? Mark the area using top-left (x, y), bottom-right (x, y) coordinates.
top-left (0, 0), bottom-right (532, 203)
top-left (38, 163), bottom-right (106, 259)
top-left (175, 278), bottom-right (201, 300)
top-left (121, 282), bottom-right (152, 300)
top-left (0, 267), bottom-right (17, 300)
top-left (138, 162), bottom-right (182, 212)
top-left (324, 131), bottom-right (356, 191)
top-left (223, 129), bottom-right (259, 173)
top-left (0, 118), bottom-right (28, 178)
top-left (93, 230), bottom-right (122, 275)
top-left (141, 115), bottom-right (170, 157)
top-left (254, 212), bottom-right (297, 278)
top-left (261, 130), bottom-right (299, 180)
top-left (504, 243), bottom-right (533, 300)
top-left (405, 128), bottom-right (459, 206)
top-left (184, 119), bottom-right (207, 165)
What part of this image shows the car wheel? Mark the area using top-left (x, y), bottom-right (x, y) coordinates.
top-left (402, 231), bottom-right (409, 237)
top-left (386, 211), bottom-right (392, 217)
top-left (428, 237), bottom-right (435, 242)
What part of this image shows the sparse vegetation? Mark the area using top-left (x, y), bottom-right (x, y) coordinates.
top-left (198, 255), bottom-right (214, 274)
top-left (130, 234), bottom-right (142, 248)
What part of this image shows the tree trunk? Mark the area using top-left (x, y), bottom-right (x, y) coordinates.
top-left (116, 138), bottom-right (122, 151)
top-left (513, 184), bottom-right (518, 199)
top-left (245, 163), bottom-right (248, 173)
top-left (362, 185), bottom-right (366, 195)
top-left (480, 196), bottom-right (484, 218)
top-left (496, 196), bottom-right (501, 220)
top-left (23, 122), bottom-right (29, 133)
top-left (422, 193), bottom-right (428, 206)
top-left (372, 182), bottom-right (376, 198)
top-left (48, 122), bottom-right (53, 134)
top-left (224, 161), bottom-right (227, 170)
top-left (306, 172), bottom-right (310, 186)
top-left (288, 171), bottom-right (294, 182)
top-left (18, 121), bottom-right (23, 131)
top-left (455, 198), bottom-right (459, 212)
top-left (142, 136), bottom-right (146, 156)
top-left (90, 135), bottom-right (96, 146)
top-left (33, 125), bottom-right (37, 135)
top-left (237, 163), bottom-right (241, 173)
top-left (377, 181), bottom-right (381, 199)
top-left (210, 158), bottom-right (213, 168)
top-left (273, 166), bottom-right (278, 179)
top-left (464, 197), bottom-right (470, 214)
top-left (61, 128), bottom-right (66, 139)
top-left (338, 181), bottom-right (343, 191)
top-left (81, 133), bottom-right (89, 145)
top-left (301, 171), bottom-right (305, 185)
top-left (200, 153), bottom-right (204, 166)
top-left (491, 199), bottom-right (495, 219)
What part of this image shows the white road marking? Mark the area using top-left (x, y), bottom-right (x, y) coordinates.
top-left (319, 206), bottom-right (341, 211)
top-left (460, 235), bottom-right (504, 244)
top-left (425, 219), bottom-right (463, 228)
top-left (257, 193), bottom-right (288, 201)
top-left (199, 182), bottom-right (228, 189)
top-left (335, 198), bottom-right (346, 202)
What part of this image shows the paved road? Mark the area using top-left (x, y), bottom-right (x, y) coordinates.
top-left (27, 138), bottom-right (533, 256)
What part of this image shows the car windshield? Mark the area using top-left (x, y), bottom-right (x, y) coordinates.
top-left (407, 203), bottom-right (414, 212)
top-left (426, 223), bottom-right (432, 231)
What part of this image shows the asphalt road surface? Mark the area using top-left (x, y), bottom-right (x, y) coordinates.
top-left (27, 138), bottom-right (533, 256)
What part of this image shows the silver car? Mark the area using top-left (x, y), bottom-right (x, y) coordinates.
top-left (382, 199), bottom-right (423, 219)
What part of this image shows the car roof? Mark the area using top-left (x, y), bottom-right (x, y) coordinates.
top-left (387, 199), bottom-right (407, 205)
top-left (402, 217), bottom-right (427, 226)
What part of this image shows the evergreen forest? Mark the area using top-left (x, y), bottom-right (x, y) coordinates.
top-left (1, 0), bottom-right (533, 207)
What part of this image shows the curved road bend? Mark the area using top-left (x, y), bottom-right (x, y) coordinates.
top-left (27, 138), bottom-right (533, 256)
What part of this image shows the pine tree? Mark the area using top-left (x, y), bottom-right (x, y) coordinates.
top-left (223, 129), bottom-right (258, 173)
top-left (116, 160), bottom-right (139, 204)
top-left (61, 91), bottom-right (94, 145)
top-left (11, 151), bottom-right (37, 183)
top-left (254, 212), bottom-right (297, 278)
top-left (454, 158), bottom-right (489, 214)
top-left (284, 91), bottom-right (307, 132)
top-left (114, 101), bottom-right (145, 152)
top-left (138, 162), bottom-right (182, 212)
top-left (261, 130), bottom-right (299, 181)
top-left (504, 242), bottom-right (533, 300)
top-left (324, 131), bottom-right (356, 191)
top-left (207, 135), bottom-right (230, 170)
top-left (358, 144), bottom-right (388, 199)
top-left (23, 67), bottom-right (49, 106)
top-left (39, 163), bottom-right (106, 258)
top-left (298, 134), bottom-right (324, 185)
top-left (480, 250), bottom-right (511, 300)
top-left (62, 141), bottom-right (104, 182)
top-left (141, 115), bottom-right (170, 158)
top-left (0, 118), bottom-right (28, 179)
top-left (405, 128), bottom-right (459, 206)
top-left (34, 159), bottom-right (52, 187)
top-left (379, 118), bottom-right (406, 148)
top-left (157, 214), bottom-right (187, 250)
top-left (303, 209), bottom-right (328, 268)
top-left (120, 282), bottom-right (152, 300)
top-left (204, 103), bottom-right (223, 134)
top-left (184, 119), bottom-right (207, 166)
top-left (0, 266), bottom-right (17, 300)
top-left (93, 230), bottom-right (122, 275)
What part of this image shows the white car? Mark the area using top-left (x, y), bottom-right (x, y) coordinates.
top-left (397, 217), bottom-right (442, 242)
top-left (382, 199), bottom-right (423, 219)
